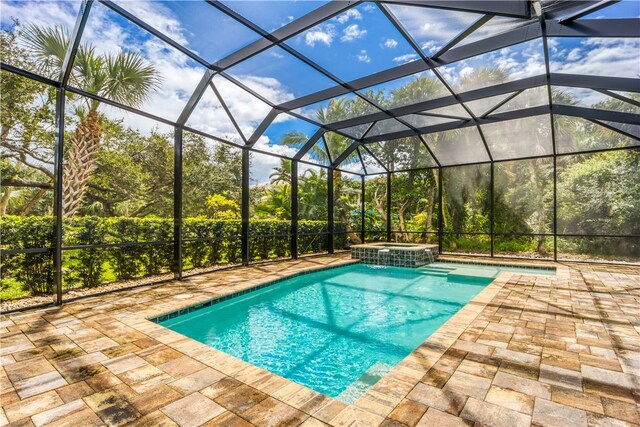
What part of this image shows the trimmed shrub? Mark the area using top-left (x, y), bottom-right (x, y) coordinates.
top-left (1, 216), bottom-right (341, 296)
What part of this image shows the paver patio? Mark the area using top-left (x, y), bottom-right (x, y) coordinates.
top-left (1, 254), bottom-right (639, 426)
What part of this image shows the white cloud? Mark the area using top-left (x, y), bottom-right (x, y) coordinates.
top-left (341, 24), bottom-right (367, 42)
top-left (392, 53), bottom-right (418, 64)
top-left (363, 4), bottom-right (376, 12)
top-left (185, 84), bottom-right (244, 144)
top-left (386, 4), bottom-right (479, 49)
top-left (111, 1), bottom-right (188, 45)
top-left (421, 40), bottom-right (441, 54)
top-left (3, 0), bottom-right (296, 139)
top-left (384, 38), bottom-right (398, 49)
top-left (547, 38), bottom-right (559, 53)
top-left (459, 66), bottom-right (474, 78)
top-left (357, 50), bottom-right (371, 63)
top-left (335, 9), bottom-right (362, 24)
top-left (0, 1), bottom-right (78, 30)
top-left (305, 25), bottom-right (336, 47)
top-left (550, 38), bottom-right (640, 78)
top-left (213, 75), bottom-right (292, 135)
top-left (566, 47), bottom-right (582, 62)
top-left (251, 137), bottom-right (298, 184)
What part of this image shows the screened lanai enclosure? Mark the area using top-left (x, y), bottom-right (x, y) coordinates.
top-left (1, 0), bottom-right (639, 308)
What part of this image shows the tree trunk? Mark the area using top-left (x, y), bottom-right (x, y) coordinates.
top-left (19, 188), bottom-right (47, 216)
top-left (528, 161), bottom-right (547, 256)
top-left (62, 110), bottom-right (102, 216)
top-left (0, 186), bottom-right (12, 215)
top-left (332, 170), bottom-right (361, 245)
top-left (398, 201), bottom-right (410, 242)
top-left (426, 185), bottom-right (435, 236)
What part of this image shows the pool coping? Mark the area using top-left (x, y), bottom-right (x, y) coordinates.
top-left (431, 258), bottom-right (557, 272)
top-left (147, 261), bottom-right (360, 324)
top-left (135, 258), bottom-right (570, 423)
top-left (149, 258), bottom-right (556, 324)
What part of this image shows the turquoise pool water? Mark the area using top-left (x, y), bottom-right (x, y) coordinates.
top-left (160, 263), bottom-right (496, 402)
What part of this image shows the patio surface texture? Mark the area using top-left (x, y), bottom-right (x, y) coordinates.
top-left (1, 254), bottom-right (639, 427)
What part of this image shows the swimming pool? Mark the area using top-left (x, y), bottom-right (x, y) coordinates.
top-left (159, 263), bottom-right (504, 402)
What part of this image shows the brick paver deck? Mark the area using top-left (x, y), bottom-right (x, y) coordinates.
top-left (1, 254), bottom-right (639, 426)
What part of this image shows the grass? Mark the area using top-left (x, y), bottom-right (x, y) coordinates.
top-left (0, 278), bottom-right (27, 300)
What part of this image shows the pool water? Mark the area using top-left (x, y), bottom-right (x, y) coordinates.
top-left (160, 263), bottom-right (493, 402)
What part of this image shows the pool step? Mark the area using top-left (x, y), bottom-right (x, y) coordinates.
top-left (336, 362), bottom-right (393, 404)
top-left (420, 267), bottom-right (454, 275)
top-left (447, 268), bottom-right (497, 281)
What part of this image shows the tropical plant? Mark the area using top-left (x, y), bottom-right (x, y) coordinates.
top-left (206, 194), bottom-right (240, 220)
top-left (21, 24), bottom-right (160, 216)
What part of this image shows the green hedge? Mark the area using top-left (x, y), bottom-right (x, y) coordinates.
top-left (1, 216), bottom-right (348, 297)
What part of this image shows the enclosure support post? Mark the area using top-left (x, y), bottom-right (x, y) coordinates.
top-left (386, 172), bottom-right (392, 242)
top-left (438, 167), bottom-right (443, 254)
top-left (553, 156), bottom-right (558, 261)
top-left (173, 127), bottom-right (183, 279)
top-left (361, 176), bottom-right (365, 244)
top-left (490, 162), bottom-right (495, 257)
top-left (328, 168), bottom-right (334, 254)
top-left (53, 89), bottom-right (65, 306)
top-left (242, 149), bottom-right (250, 265)
top-left (291, 161), bottom-right (299, 259)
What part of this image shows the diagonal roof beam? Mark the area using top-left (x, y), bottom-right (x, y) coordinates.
top-left (378, 2), bottom-right (493, 162)
top-left (177, 69), bottom-right (216, 126)
top-left (542, 0), bottom-right (600, 19)
top-left (322, 74), bottom-right (637, 133)
top-left (213, 0), bottom-right (395, 150)
top-left (545, 17), bottom-right (639, 36)
top-left (595, 90), bottom-right (640, 109)
top-left (328, 78), bottom-right (544, 131)
top-left (178, 1), bottom-right (360, 128)
top-left (59, 0), bottom-right (93, 86)
top-left (356, 147), bottom-right (367, 173)
top-left (549, 74), bottom-right (639, 92)
top-left (1, 62), bottom-right (58, 86)
top-left (479, 90), bottom-right (524, 118)
top-left (589, 119), bottom-right (640, 142)
top-left (359, 105), bottom-right (640, 142)
top-left (332, 141), bottom-right (361, 168)
top-left (380, 0), bottom-right (532, 18)
top-left (209, 0), bottom-right (361, 70)
top-left (558, 0), bottom-right (620, 23)
top-left (432, 14), bottom-right (493, 59)
top-left (99, 0), bottom-right (210, 68)
top-left (321, 136), bottom-right (333, 164)
top-left (361, 144), bottom-right (390, 172)
top-left (279, 21), bottom-right (541, 111)
top-left (418, 134), bottom-right (441, 168)
top-left (293, 129), bottom-right (325, 161)
top-left (246, 109), bottom-right (280, 147)
top-left (277, 18), bottom-right (637, 113)
top-left (553, 105), bottom-right (640, 124)
top-left (210, 80), bottom-right (248, 144)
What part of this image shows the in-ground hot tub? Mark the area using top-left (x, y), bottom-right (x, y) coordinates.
top-left (351, 242), bottom-right (439, 267)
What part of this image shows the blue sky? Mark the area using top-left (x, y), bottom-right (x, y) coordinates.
top-left (1, 0), bottom-right (638, 178)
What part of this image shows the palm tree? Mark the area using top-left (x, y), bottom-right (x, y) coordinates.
top-left (22, 24), bottom-right (160, 216)
top-left (281, 97), bottom-right (369, 243)
top-left (269, 159), bottom-right (292, 185)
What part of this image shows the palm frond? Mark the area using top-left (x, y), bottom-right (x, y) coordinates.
top-left (20, 24), bottom-right (68, 78)
top-left (104, 51), bottom-right (161, 107)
